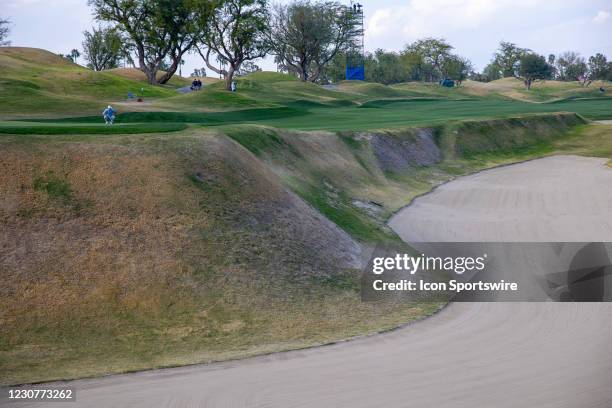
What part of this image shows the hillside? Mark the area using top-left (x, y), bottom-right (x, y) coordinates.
top-left (390, 77), bottom-right (612, 102)
top-left (1, 47), bottom-right (612, 385)
top-left (2, 47), bottom-right (611, 122)
top-left (0, 47), bottom-right (179, 118)
top-left (2, 111), bottom-right (607, 384)
top-left (0, 125), bottom-right (437, 384)
top-left (462, 77), bottom-right (612, 101)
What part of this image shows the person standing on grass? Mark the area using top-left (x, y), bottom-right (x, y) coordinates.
top-left (102, 105), bottom-right (116, 125)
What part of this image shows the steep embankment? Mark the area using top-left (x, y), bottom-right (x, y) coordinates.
top-left (0, 112), bottom-right (599, 385)
top-left (0, 128), bottom-right (432, 385)
top-left (224, 113), bottom-right (587, 240)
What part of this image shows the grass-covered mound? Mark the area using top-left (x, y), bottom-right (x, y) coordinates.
top-left (2, 47), bottom-right (610, 126)
top-left (391, 77), bottom-right (612, 102)
top-left (0, 47), bottom-right (179, 118)
top-left (157, 71), bottom-right (358, 112)
top-left (466, 77), bottom-right (612, 102)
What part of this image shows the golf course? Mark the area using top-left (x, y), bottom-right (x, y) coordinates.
top-left (1, 45), bottom-right (612, 402)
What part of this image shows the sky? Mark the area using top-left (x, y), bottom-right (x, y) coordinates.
top-left (3, 0), bottom-right (612, 77)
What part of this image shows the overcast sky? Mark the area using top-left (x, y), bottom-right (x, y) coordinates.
top-left (3, 0), bottom-right (612, 77)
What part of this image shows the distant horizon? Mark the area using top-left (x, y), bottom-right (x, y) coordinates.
top-left (3, 0), bottom-right (611, 77)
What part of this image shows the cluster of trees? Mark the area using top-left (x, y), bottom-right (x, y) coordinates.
top-left (479, 42), bottom-right (612, 88)
top-left (323, 38), bottom-right (472, 85)
top-left (81, 0), bottom-right (362, 90)
top-left (323, 39), bottom-right (611, 90)
top-left (6, 4), bottom-right (611, 91)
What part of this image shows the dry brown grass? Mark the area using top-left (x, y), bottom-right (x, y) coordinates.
top-left (0, 129), bottom-right (437, 385)
top-left (0, 47), bottom-right (78, 69)
top-left (3, 117), bottom-right (604, 385)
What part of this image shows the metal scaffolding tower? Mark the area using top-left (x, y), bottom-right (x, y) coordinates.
top-left (346, 1), bottom-right (364, 81)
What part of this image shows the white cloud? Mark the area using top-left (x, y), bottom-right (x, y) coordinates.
top-left (365, 0), bottom-right (542, 49)
top-left (593, 10), bottom-right (610, 24)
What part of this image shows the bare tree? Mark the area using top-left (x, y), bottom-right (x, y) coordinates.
top-left (268, 0), bottom-right (361, 82)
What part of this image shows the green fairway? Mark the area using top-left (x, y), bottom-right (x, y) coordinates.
top-left (254, 97), bottom-right (612, 130)
top-left (2, 48), bottom-right (610, 134)
top-left (0, 121), bottom-right (187, 134)
top-left (4, 96), bottom-right (609, 134)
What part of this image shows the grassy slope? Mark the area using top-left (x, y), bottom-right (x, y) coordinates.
top-left (0, 115), bottom-right (612, 383)
top-left (0, 127), bottom-right (440, 385)
top-left (390, 77), bottom-right (612, 102)
top-left (1, 48), bottom-right (610, 127)
top-left (0, 48), bottom-right (179, 118)
top-left (155, 71), bottom-right (359, 111)
top-left (1, 48), bottom-right (611, 384)
top-left (1, 112), bottom-right (610, 385)
top-left (224, 113), bottom-right (593, 244)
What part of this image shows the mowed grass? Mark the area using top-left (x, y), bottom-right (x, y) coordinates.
top-left (2, 47), bottom-right (610, 131)
top-left (0, 121), bottom-right (187, 134)
top-left (255, 97), bottom-right (611, 130)
top-left (3, 96), bottom-right (610, 134)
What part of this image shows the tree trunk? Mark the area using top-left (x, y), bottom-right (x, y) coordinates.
top-left (142, 68), bottom-right (157, 85)
top-left (224, 66), bottom-right (236, 91)
top-left (158, 43), bottom-right (194, 85)
top-left (157, 57), bottom-right (181, 85)
top-left (135, 42), bottom-right (157, 85)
